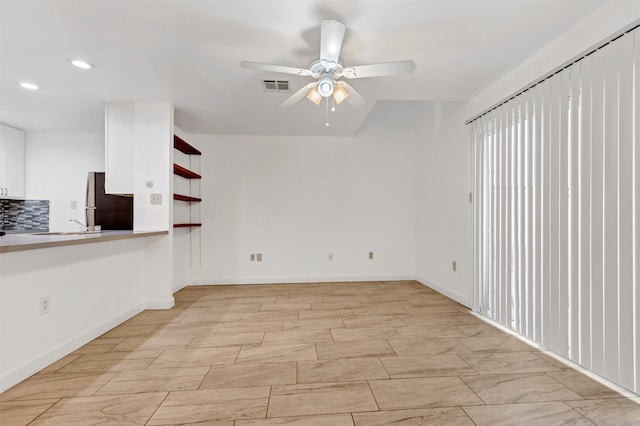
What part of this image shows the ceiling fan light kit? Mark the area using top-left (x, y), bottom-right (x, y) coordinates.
top-left (239, 19), bottom-right (415, 125)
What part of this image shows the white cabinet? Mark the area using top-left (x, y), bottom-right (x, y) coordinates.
top-left (105, 103), bottom-right (134, 194)
top-left (0, 124), bottom-right (25, 199)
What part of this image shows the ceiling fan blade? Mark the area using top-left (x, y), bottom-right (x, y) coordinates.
top-left (320, 20), bottom-right (346, 63)
top-left (337, 81), bottom-right (366, 107)
top-left (239, 61), bottom-right (313, 76)
top-left (343, 60), bottom-right (416, 79)
top-left (280, 82), bottom-right (317, 108)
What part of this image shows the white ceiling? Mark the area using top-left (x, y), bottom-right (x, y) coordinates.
top-left (0, 0), bottom-right (608, 136)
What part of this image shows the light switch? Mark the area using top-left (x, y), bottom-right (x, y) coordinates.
top-left (150, 193), bottom-right (162, 205)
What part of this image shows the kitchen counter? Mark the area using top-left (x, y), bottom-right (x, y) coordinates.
top-left (0, 230), bottom-right (168, 253)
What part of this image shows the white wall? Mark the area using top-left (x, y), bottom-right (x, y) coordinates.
top-left (25, 132), bottom-right (104, 231)
top-left (415, 102), bottom-right (470, 306)
top-left (177, 106), bottom-right (419, 286)
top-left (466, 0), bottom-right (640, 118)
top-left (0, 238), bottom-right (146, 392)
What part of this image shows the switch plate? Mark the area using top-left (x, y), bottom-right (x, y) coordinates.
top-left (256, 253), bottom-right (263, 262)
top-left (70, 200), bottom-right (77, 210)
top-left (150, 193), bottom-right (162, 205)
top-left (368, 251), bottom-right (374, 260)
top-left (452, 261), bottom-right (457, 272)
top-left (328, 252), bottom-right (334, 261)
top-left (250, 254), bottom-right (255, 261)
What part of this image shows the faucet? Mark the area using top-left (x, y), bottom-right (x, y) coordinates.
top-left (69, 219), bottom-right (90, 231)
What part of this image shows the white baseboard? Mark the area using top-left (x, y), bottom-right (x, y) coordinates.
top-left (0, 304), bottom-right (145, 393)
top-left (145, 297), bottom-right (175, 310)
top-left (184, 274), bottom-right (415, 286)
top-left (415, 275), bottom-right (470, 308)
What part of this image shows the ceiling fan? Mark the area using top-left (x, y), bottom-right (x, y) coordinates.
top-left (239, 20), bottom-right (416, 110)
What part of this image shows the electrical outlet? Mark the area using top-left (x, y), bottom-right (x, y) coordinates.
top-left (39, 296), bottom-right (50, 315)
top-left (328, 252), bottom-right (334, 261)
top-left (150, 193), bottom-right (162, 205)
top-left (452, 261), bottom-right (457, 272)
top-left (250, 254), bottom-right (255, 261)
top-left (368, 251), bottom-right (374, 260)
top-left (256, 253), bottom-right (262, 262)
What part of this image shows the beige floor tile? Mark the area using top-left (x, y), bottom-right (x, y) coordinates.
top-left (216, 321), bottom-right (283, 334)
top-left (567, 397), bottom-right (640, 424)
top-left (458, 323), bottom-right (514, 337)
top-left (241, 311), bottom-right (300, 321)
top-left (282, 319), bottom-right (344, 330)
top-left (463, 401), bottom-right (593, 426)
top-left (352, 407), bottom-right (475, 425)
top-left (268, 382), bottom-right (378, 417)
top-left (152, 322), bottom-right (222, 336)
top-left (0, 398), bottom-right (59, 425)
top-left (380, 354), bottom-right (476, 378)
top-left (312, 301), bottom-right (363, 310)
top-left (236, 414), bottom-right (354, 425)
top-left (71, 342), bottom-right (119, 355)
top-left (331, 326), bottom-right (401, 341)
top-left (402, 305), bottom-right (463, 315)
top-left (147, 386), bottom-right (270, 424)
top-left (147, 346), bottom-right (240, 369)
top-left (342, 315), bottom-right (406, 328)
top-left (37, 355), bottom-right (81, 375)
top-left (260, 303), bottom-right (311, 311)
top-left (394, 326), bottom-right (466, 339)
top-left (400, 313), bottom-right (479, 327)
top-left (218, 303), bottom-right (263, 313)
top-left (110, 334), bottom-right (196, 352)
top-left (547, 371), bottom-right (629, 399)
top-left (100, 324), bottom-right (159, 339)
top-left (298, 309), bottom-right (354, 320)
top-left (29, 392), bottom-right (166, 425)
top-left (351, 306), bottom-right (410, 316)
top-left (189, 332), bottom-right (264, 348)
top-left (458, 352), bottom-right (562, 374)
top-left (460, 373), bottom-right (583, 404)
top-left (262, 329), bottom-right (333, 344)
top-left (298, 358), bottom-right (389, 383)
top-left (369, 377), bottom-right (483, 410)
top-left (322, 295), bottom-right (370, 303)
top-left (457, 335), bottom-right (535, 352)
top-left (57, 351), bottom-right (159, 373)
top-left (200, 362), bottom-right (296, 388)
top-left (388, 338), bottom-right (472, 356)
top-left (236, 343), bottom-right (317, 363)
top-left (229, 296), bottom-right (277, 304)
top-left (0, 372), bottom-right (118, 401)
top-left (96, 367), bottom-right (209, 395)
top-left (276, 295), bottom-right (324, 304)
top-left (316, 340), bottom-right (396, 359)
top-left (180, 312), bottom-right (245, 323)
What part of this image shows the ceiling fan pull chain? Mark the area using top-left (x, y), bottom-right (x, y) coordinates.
top-left (325, 97), bottom-right (330, 127)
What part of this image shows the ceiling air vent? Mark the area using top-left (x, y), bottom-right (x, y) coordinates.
top-left (262, 79), bottom-right (290, 93)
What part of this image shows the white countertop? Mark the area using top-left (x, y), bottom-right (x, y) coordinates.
top-left (0, 230), bottom-right (168, 253)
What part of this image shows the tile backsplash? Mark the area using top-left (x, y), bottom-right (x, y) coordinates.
top-left (0, 199), bottom-right (49, 231)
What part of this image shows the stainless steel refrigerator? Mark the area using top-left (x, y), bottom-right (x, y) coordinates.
top-left (86, 172), bottom-right (133, 230)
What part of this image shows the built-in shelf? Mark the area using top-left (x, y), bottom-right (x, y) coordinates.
top-left (174, 135), bottom-right (201, 155)
top-left (174, 163), bottom-right (201, 179)
top-left (173, 223), bottom-right (202, 228)
top-left (173, 194), bottom-right (201, 202)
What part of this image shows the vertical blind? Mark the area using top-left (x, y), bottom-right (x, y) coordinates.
top-left (470, 27), bottom-right (639, 394)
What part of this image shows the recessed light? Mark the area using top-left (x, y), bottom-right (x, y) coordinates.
top-left (19, 82), bottom-right (39, 90)
top-left (69, 59), bottom-right (94, 70)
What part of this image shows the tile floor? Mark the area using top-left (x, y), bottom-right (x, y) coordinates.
top-left (1, 281), bottom-right (639, 425)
